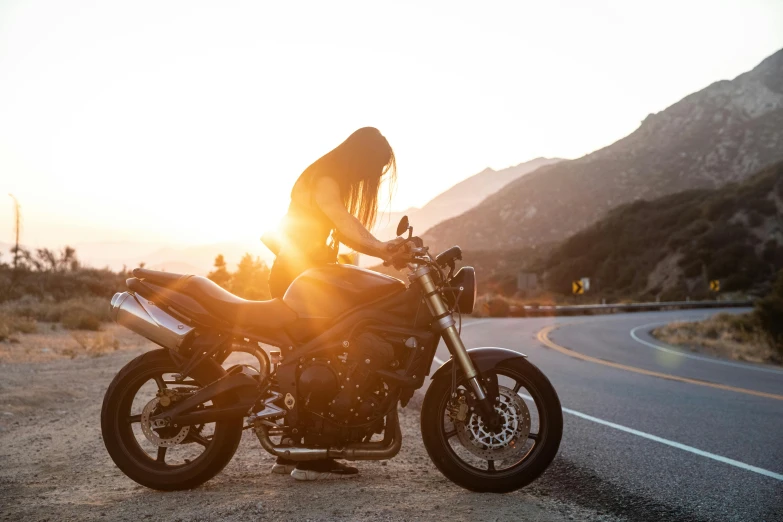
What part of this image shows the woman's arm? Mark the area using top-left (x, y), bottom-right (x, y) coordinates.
top-left (313, 176), bottom-right (400, 259)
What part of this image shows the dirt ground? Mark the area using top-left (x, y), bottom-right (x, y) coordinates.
top-left (0, 329), bottom-right (606, 522)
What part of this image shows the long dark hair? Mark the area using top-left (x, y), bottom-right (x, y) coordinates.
top-left (298, 127), bottom-right (396, 230)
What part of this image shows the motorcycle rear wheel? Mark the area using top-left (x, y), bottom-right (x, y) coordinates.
top-left (421, 357), bottom-right (562, 493)
top-left (101, 349), bottom-right (243, 491)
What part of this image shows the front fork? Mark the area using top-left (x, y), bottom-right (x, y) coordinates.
top-left (411, 266), bottom-right (499, 425)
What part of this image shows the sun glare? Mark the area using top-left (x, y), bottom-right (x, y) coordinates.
top-left (1, 0), bottom-right (781, 252)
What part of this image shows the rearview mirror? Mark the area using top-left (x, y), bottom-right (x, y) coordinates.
top-left (396, 215), bottom-right (410, 237)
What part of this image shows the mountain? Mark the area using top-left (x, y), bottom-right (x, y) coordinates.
top-left (373, 157), bottom-right (563, 240)
top-left (540, 160), bottom-right (783, 300)
top-left (424, 48), bottom-right (783, 252)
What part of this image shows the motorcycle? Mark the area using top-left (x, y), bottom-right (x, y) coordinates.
top-left (101, 216), bottom-right (562, 493)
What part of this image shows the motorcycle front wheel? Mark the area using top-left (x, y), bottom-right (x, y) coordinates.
top-left (421, 357), bottom-right (562, 493)
top-left (101, 349), bottom-right (243, 491)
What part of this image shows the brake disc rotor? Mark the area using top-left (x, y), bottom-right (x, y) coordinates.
top-left (456, 385), bottom-right (531, 461)
top-left (140, 397), bottom-right (189, 448)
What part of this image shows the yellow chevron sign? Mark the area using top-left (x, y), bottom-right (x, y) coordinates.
top-left (572, 280), bottom-right (584, 295)
top-left (709, 280), bottom-right (720, 292)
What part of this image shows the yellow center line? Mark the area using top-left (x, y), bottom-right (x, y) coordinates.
top-left (537, 325), bottom-right (783, 402)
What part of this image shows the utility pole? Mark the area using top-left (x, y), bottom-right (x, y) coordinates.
top-left (8, 194), bottom-right (21, 271)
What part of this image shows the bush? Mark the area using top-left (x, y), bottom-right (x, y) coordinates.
top-left (70, 331), bottom-right (120, 357)
top-left (652, 311), bottom-right (777, 364)
top-left (754, 270), bottom-right (783, 355)
top-left (0, 313), bottom-right (38, 341)
top-left (61, 308), bottom-right (103, 331)
top-left (487, 296), bottom-right (511, 317)
top-left (0, 260), bottom-right (126, 303)
top-left (0, 296), bottom-right (109, 325)
top-left (473, 295), bottom-right (513, 317)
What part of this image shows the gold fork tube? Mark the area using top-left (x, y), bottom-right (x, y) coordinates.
top-left (416, 270), bottom-right (480, 382)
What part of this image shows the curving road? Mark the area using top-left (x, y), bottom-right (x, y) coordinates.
top-left (431, 309), bottom-right (783, 521)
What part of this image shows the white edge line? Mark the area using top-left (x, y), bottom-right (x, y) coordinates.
top-left (630, 322), bottom-right (783, 375)
top-left (460, 318), bottom-right (496, 329)
top-left (557, 405), bottom-right (783, 482)
top-left (430, 359), bottom-right (782, 482)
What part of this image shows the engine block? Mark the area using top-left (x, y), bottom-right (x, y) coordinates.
top-left (297, 331), bottom-right (396, 426)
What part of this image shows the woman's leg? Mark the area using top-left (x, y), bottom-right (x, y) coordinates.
top-left (268, 260), bottom-right (293, 299)
top-left (267, 259), bottom-right (359, 478)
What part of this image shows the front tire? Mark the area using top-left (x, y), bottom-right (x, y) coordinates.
top-left (421, 357), bottom-right (562, 493)
top-left (101, 349), bottom-right (243, 491)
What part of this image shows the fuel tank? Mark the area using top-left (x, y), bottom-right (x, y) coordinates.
top-left (283, 264), bottom-right (405, 319)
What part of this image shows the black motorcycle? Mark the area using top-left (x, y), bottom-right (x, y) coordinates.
top-left (101, 216), bottom-right (562, 492)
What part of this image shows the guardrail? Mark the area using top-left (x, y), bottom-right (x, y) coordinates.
top-left (511, 299), bottom-right (754, 316)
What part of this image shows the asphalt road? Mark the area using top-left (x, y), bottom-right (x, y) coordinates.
top-left (431, 309), bottom-right (783, 521)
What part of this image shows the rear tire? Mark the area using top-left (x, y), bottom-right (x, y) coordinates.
top-left (101, 349), bottom-right (243, 491)
top-left (421, 357), bottom-right (562, 493)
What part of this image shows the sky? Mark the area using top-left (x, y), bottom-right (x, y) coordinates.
top-left (1, 0), bottom-right (782, 250)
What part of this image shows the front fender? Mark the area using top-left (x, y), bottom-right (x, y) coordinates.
top-left (431, 347), bottom-right (527, 382)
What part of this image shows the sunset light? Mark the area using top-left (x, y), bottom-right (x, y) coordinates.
top-left (2, 0), bottom-right (782, 253)
top-left (2, 2), bottom-right (783, 519)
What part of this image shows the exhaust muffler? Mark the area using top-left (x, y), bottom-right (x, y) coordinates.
top-left (110, 292), bottom-right (194, 350)
top-left (253, 407), bottom-right (403, 462)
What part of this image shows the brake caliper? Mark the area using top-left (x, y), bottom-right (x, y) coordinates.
top-left (447, 391), bottom-right (470, 423)
top-left (156, 387), bottom-right (178, 407)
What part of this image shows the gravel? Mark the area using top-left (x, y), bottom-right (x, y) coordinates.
top-left (0, 338), bottom-right (607, 522)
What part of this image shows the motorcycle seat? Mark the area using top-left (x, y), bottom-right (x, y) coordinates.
top-left (132, 268), bottom-right (297, 329)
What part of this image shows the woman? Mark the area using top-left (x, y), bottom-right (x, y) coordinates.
top-left (267, 127), bottom-right (404, 480)
top-left (268, 127), bottom-right (404, 298)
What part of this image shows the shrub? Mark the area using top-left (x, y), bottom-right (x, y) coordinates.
top-left (61, 308), bottom-right (103, 331)
top-left (0, 313), bottom-right (37, 340)
top-left (485, 296), bottom-right (511, 317)
top-left (472, 295), bottom-right (514, 317)
top-left (0, 296), bottom-right (109, 326)
top-left (754, 270), bottom-right (783, 355)
top-left (653, 312), bottom-right (777, 364)
top-left (70, 331), bottom-right (120, 357)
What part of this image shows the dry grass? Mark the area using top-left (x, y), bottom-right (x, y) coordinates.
top-left (0, 313), bottom-right (38, 341)
top-left (68, 331), bottom-right (121, 358)
top-left (473, 295), bottom-right (513, 317)
top-left (0, 295), bottom-right (109, 323)
top-left (0, 296), bottom-right (109, 343)
top-left (652, 313), bottom-right (781, 366)
top-left (0, 323), bottom-right (151, 364)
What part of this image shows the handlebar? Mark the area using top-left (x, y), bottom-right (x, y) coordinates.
top-left (382, 236), bottom-right (428, 269)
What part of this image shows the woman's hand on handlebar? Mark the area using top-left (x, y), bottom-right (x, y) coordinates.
top-left (381, 237), bottom-right (411, 266)
top-left (382, 237), bottom-right (406, 255)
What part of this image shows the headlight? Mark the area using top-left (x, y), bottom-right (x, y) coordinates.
top-left (447, 267), bottom-right (476, 314)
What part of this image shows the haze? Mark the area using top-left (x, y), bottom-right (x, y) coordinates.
top-left (2, 0), bottom-right (782, 251)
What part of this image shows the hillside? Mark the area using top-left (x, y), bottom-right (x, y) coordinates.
top-left (540, 160), bottom-right (783, 300)
top-left (373, 157), bottom-right (562, 240)
top-left (424, 48), bottom-right (783, 252)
